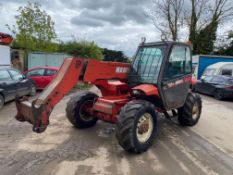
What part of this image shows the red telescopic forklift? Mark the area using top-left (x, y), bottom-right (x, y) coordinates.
top-left (15, 40), bottom-right (202, 153)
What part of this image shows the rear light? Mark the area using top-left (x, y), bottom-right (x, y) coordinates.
top-left (225, 85), bottom-right (233, 90)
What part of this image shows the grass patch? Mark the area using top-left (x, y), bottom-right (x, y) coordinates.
top-left (70, 82), bottom-right (93, 93)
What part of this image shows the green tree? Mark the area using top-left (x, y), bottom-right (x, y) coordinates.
top-left (215, 31), bottom-right (233, 56)
top-left (59, 40), bottom-right (103, 60)
top-left (194, 19), bottom-right (218, 54)
top-left (8, 2), bottom-right (57, 52)
top-left (102, 48), bottom-right (129, 63)
top-left (188, 0), bottom-right (233, 54)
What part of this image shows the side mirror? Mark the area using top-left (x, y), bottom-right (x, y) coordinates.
top-left (200, 78), bottom-right (205, 82)
top-left (20, 75), bottom-right (26, 80)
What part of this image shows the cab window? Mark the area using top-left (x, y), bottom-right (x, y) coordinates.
top-left (164, 46), bottom-right (191, 79)
top-left (132, 46), bottom-right (164, 83)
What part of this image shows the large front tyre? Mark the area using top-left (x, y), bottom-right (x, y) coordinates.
top-left (66, 91), bottom-right (98, 128)
top-left (116, 100), bottom-right (157, 153)
top-left (178, 92), bottom-right (202, 126)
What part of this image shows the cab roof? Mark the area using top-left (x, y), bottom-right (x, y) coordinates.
top-left (139, 41), bottom-right (191, 47)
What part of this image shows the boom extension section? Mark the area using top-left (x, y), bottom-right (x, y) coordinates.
top-left (15, 58), bottom-right (130, 133)
top-left (15, 58), bottom-right (84, 133)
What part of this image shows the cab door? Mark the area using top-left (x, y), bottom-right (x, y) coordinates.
top-left (161, 45), bottom-right (192, 110)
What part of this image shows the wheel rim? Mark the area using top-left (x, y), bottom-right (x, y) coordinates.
top-left (79, 100), bottom-right (94, 121)
top-left (192, 102), bottom-right (199, 120)
top-left (136, 113), bottom-right (154, 143)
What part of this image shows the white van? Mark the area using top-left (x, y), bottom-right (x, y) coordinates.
top-left (201, 62), bottom-right (233, 79)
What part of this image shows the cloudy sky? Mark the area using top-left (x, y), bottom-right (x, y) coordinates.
top-left (0, 0), bottom-right (231, 56)
top-left (0, 0), bottom-right (163, 56)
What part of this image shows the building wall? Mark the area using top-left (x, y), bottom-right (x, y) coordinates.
top-left (0, 45), bottom-right (10, 66)
top-left (11, 49), bottom-right (25, 71)
top-left (28, 52), bottom-right (70, 69)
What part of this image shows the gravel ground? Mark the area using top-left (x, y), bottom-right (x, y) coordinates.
top-left (0, 89), bottom-right (233, 175)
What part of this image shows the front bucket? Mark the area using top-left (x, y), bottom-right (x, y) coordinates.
top-left (15, 97), bottom-right (49, 133)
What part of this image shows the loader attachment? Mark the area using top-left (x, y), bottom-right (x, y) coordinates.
top-left (15, 58), bottom-right (84, 133)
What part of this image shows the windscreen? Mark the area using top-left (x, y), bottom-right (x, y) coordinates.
top-left (131, 47), bottom-right (164, 84)
top-left (203, 68), bottom-right (216, 76)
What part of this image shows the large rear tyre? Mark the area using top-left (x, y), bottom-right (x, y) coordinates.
top-left (66, 91), bottom-right (98, 128)
top-left (116, 100), bottom-right (157, 153)
top-left (178, 92), bottom-right (202, 126)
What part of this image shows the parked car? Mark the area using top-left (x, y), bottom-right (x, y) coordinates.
top-left (201, 62), bottom-right (233, 79)
top-left (0, 67), bottom-right (36, 110)
top-left (193, 75), bottom-right (233, 100)
top-left (24, 67), bottom-right (59, 89)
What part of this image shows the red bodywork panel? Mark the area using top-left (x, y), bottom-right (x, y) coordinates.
top-left (15, 58), bottom-right (131, 133)
top-left (24, 67), bottom-right (59, 89)
top-left (93, 95), bottom-right (130, 123)
top-left (0, 32), bottom-right (13, 45)
top-left (132, 84), bottom-right (160, 96)
top-left (83, 59), bottom-right (130, 82)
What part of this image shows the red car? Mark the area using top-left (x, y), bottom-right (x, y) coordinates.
top-left (24, 67), bottom-right (59, 89)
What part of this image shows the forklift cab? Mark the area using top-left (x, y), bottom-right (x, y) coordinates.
top-left (128, 41), bottom-right (192, 110)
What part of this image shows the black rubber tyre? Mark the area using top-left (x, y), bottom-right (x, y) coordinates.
top-left (178, 92), bottom-right (202, 126)
top-left (0, 94), bottom-right (4, 110)
top-left (214, 89), bottom-right (224, 100)
top-left (116, 100), bottom-right (157, 153)
top-left (66, 91), bottom-right (98, 128)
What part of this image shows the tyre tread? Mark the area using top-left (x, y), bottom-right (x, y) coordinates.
top-left (116, 100), bottom-right (156, 153)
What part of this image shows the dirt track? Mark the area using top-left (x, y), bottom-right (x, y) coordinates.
top-left (0, 90), bottom-right (233, 175)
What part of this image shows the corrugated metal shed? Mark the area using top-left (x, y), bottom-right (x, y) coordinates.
top-left (28, 52), bottom-right (71, 69)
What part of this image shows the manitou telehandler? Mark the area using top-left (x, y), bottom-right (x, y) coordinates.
top-left (15, 40), bottom-right (202, 153)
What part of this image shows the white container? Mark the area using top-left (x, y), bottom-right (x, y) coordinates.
top-left (0, 45), bottom-right (11, 66)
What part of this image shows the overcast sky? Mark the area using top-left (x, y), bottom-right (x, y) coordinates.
top-left (0, 0), bottom-right (161, 56)
top-left (0, 0), bottom-right (232, 56)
